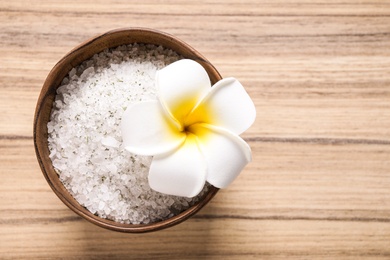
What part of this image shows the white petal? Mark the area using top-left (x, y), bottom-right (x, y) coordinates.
top-left (156, 59), bottom-right (211, 126)
top-left (187, 77), bottom-right (256, 135)
top-left (121, 100), bottom-right (186, 156)
top-left (148, 134), bottom-right (207, 197)
top-left (190, 124), bottom-right (252, 188)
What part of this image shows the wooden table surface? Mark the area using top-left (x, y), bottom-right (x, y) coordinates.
top-left (1, 0), bottom-right (390, 258)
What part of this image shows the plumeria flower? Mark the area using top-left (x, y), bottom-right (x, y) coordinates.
top-left (121, 59), bottom-right (256, 197)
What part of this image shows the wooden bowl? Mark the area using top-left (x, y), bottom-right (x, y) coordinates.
top-left (33, 28), bottom-right (220, 233)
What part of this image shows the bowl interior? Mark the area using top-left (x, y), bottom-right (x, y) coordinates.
top-left (34, 28), bottom-right (220, 233)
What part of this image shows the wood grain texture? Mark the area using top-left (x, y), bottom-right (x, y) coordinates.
top-left (1, 0), bottom-right (390, 258)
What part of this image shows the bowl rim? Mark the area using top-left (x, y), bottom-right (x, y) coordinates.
top-left (33, 27), bottom-right (221, 233)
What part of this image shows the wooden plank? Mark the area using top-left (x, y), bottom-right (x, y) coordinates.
top-left (1, 218), bottom-right (390, 259)
top-left (1, 139), bottom-right (390, 257)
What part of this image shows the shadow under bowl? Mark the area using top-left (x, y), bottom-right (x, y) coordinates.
top-left (33, 27), bottom-right (220, 233)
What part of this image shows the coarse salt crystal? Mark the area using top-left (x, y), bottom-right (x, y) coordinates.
top-left (101, 136), bottom-right (120, 148)
top-left (98, 201), bottom-right (105, 210)
top-left (101, 184), bottom-right (108, 193)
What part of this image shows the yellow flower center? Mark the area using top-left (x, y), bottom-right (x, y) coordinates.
top-left (167, 97), bottom-right (213, 143)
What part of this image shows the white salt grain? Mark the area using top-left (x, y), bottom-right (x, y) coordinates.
top-left (48, 43), bottom-right (208, 224)
top-left (101, 136), bottom-right (120, 148)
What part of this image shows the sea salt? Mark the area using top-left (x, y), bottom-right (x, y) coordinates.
top-left (47, 43), bottom-right (208, 224)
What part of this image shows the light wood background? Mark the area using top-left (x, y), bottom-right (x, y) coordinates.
top-left (1, 0), bottom-right (390, 259)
